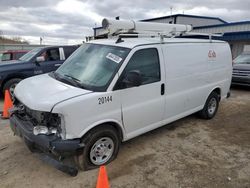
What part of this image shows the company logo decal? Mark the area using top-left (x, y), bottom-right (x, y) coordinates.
top-left (208, 50), bottom-right (216, 61)
top-left (208, 50), bottom-right (216, 58)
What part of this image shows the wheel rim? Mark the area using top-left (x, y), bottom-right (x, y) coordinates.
top-left (90, 137), bottom-right (114, 165)
top-left (9, 83), bottom-right (18, 98)
top-left (208, 97), bottom-right (217, 115)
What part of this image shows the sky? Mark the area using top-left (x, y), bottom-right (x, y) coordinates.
top-left (0, 0), bottom-right (249, 45)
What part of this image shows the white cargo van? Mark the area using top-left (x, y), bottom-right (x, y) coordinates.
top-left (9, 19), bottom-right (232, 175)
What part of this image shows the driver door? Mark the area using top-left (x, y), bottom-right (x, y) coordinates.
top-left (115, 46), bottom-right (166, 139)
top-left (34, 48), bottom-right (63, 75)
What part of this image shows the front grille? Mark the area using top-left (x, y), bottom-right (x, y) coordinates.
top-left (13, 97), bottom-right (60, 127)
top-left (25, 106), bottom-right (44, 124)
top-left (233, 69), bottom-right (250, 77)
top-left (13, 97), bottom-right (44, 125)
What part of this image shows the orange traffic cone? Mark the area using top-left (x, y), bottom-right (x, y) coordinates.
top-left (1, 90), bottom-right (13, 119)
top-left (96, 166), bottom-right (110, 188)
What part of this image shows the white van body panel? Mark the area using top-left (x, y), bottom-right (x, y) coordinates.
top-left (52, 90), bottom-right (123, 139)
top-left (14, 38), bottom-right (232, 142)
top-left (162, 42), bottom-right (232, 120)
top-left (110, 45), bottom-right (166, 140)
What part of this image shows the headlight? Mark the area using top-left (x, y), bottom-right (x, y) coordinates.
top-left (33, 126), bottom-right (57, 135)
top-left (33, 126), bottom-right (48, 135)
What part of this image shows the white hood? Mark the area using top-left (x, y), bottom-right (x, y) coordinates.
top-left (14, 74), bottom-right (92, 111)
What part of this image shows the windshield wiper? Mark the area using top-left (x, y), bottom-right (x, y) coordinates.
top-left (50, 72), bottom-right (85, 89)
top-left (63, 74), bottom-right (85, 89)
top-left (50, 71), bottom-right (60, 80)
top-left (64, 74), bottom-right (81, 82)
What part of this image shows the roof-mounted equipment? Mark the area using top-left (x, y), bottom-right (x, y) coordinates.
top-left (102, 18), bottom-right (192, 37)
top-left (101, 18), bottom-right (223, 43)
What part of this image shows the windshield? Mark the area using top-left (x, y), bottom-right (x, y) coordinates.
top-left (19, 48), bottom-right (42, 61)
top-left (55, 43), bottom-right (130, 91)
top-left (0, 53), bottom-right (2, 61)
top-left (234, 54), bottom-right (250, 64)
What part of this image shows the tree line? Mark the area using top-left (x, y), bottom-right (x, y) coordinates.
top-left (0, 30), bottom-right (29, 44)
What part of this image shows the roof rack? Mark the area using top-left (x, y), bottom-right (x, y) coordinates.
top-left (101, 18), bottom-right (224, 43)
top-left (178, 32), bottom-right (224, 43)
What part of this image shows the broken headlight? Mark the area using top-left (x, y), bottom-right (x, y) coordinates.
top-left (33, 126), bottom-right (58, 135)
top-left (13, 101), bottom-right (65, 138)
top-left (32, 113), bottom-right (64, 137)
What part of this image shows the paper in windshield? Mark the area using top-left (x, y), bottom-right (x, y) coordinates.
top-left (106, 53), bottom-right (123, 64)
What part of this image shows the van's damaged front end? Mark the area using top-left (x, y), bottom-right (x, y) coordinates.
top-left (9, 102), bottom-right (82, 176)
top-left (10, 99), bottom-right (83, 157)
top-left (8, 74), bottom-right (91, 176)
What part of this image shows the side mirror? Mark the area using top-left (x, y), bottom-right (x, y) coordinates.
top-left (36, 56), bottom-right (45, 63)
top-left (122, 70), bottom-right (142, 88)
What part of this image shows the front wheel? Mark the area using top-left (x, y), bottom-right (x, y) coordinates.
top-left (199, 92), bottom-right (219, 119)
top-left (75, 126), bottom-right (120, 170)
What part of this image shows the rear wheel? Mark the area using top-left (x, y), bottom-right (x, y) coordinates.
top-left (3, 78), bottom-right (22, 98)
top-left (199, 91), bottom-right (219, 119)
top-left (75, 125), bottom-right (120, 170)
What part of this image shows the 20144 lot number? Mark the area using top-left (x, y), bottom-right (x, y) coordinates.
top-left (98, 96), bottom-right (112, 105)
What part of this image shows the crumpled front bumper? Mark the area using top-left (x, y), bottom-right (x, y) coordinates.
top-left (9, 114), bottom-right (83, 157)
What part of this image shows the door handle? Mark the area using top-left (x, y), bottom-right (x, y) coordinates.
top-left (54, 64), bottom-right (61, 67)
top-left (161, 83), bottom-right (165, 95)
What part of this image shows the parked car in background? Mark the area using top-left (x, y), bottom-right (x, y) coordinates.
top-left (0, 45), bottom-right (80, 96)
top-left (0, 50), bottom-right (29, 62)
top-left (232, 52), bottom-right (250, 86)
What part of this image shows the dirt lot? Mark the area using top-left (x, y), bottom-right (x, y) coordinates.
top-left (0, 87), bottom-right (249, 188)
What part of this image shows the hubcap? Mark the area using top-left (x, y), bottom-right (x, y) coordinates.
top-left (90, 137), bottom-right (114, 165)
top-left (9, 83), bottom-right (17, 98)
top-left (208, 97), bottom-right (217, 115)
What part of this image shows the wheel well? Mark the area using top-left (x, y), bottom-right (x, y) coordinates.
top-left (212, 88), bottom-right (221, 101)
top-left (84, 122), bottom-right (124, 141)
top-left (1, 76), bottom-right (24, 91)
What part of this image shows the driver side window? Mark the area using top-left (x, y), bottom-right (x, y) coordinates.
top-left (116, 48), bottom-right (160, 89)
top-left (41, 48), bottom-right (60, 61)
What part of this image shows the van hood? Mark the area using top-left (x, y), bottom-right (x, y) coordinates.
top-left (14, 74), bottom-right (92, 111)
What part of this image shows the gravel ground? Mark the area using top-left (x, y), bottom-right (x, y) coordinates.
top-left (0, 87), bottom-right (249, 188)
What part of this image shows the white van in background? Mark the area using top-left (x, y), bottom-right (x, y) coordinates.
top-left (9, 19), bottom-right (232, 175)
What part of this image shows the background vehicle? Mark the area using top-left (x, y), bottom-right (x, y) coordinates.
top-left (0, 45), bottom-right (79, 96)
top-left (0, 50), bottom-right (29, 62)
top-left (232, 52), bottom-right (250, 86)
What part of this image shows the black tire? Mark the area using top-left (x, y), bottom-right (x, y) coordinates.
top-left (199, 91), bottom-right (219, 119)
top-left (75, 125), bottom-right (120, 170)
top-left (3, 78), bottom-right (22, 98)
